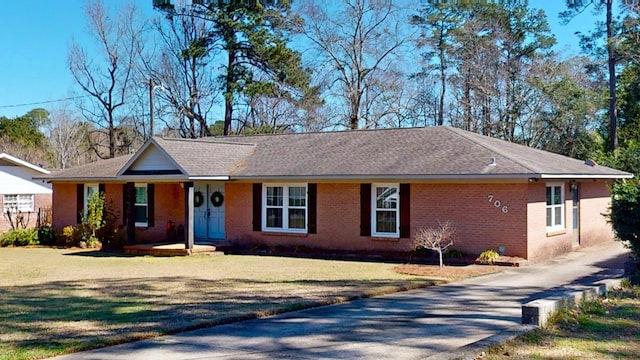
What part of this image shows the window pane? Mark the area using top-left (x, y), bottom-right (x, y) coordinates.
top-left (266, 187), bottom-right (283, 207)
top-left (553, 186), bottom-right (561, 205)
top-left (135, 186), bottom-right (147, 204)
top-left (546, 207), bottom-right (552, 227)
top-left (87, 186), bottom-right (97, 198)
top-left (546, 186), bottom-right (552, 205)
top-left (376, 210), bottom-right (396, 233)
top-left (288, 209), bottom-right (306, 229)
top-left (266, 208), bottom-right (283, 228)
top-left (17, 195), bottom-right (33, 211)
top-left (3, 195), bottom-right (17, 212)
top-left (376, 187), bottom-right (397, 209)
top-left (135, 205), bottom-right (147, 223)
top-left (554, 206), bottom-right (562, 226)
top-left (288, 187), bottom-right (306, 207)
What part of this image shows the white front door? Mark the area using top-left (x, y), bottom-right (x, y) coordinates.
top-left (193, 182), bottom-right (225, 241)
top-left (207, 182), bottom-right (225, 240)
top-left (194, 183), bottom-right (208, 240)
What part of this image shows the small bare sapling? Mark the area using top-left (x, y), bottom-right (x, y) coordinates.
top-left (414, 221), bottom-right (456, 269)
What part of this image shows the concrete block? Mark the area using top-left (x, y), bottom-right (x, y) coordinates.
top-left (521, 278), bottom-right (625, 327)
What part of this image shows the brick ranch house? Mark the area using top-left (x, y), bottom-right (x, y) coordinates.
top-left (42, 126), bottom-right (631, 263)
top-left (0, 153), bottom-right (52, 231)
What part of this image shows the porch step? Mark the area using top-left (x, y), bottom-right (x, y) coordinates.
top-left (123, 243), bottom-right (229, 257)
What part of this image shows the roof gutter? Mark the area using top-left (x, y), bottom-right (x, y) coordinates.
top-left (189, 176), bottom-right (230, 181)
top-left (228, 173), bottom-right (632, 181)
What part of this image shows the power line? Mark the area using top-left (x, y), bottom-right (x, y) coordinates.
top-left (0, 96), bottom-right (88, 109)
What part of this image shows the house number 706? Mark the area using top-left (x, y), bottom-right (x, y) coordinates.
top-left (487, 194), bottom-right (509, 214)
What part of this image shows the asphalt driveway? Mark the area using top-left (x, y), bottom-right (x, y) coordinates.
top-left (52, 241), bottom-right (630, 360)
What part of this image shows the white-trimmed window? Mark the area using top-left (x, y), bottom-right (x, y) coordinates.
top-left (3, 194), bottom-right (34, 213)
top-left (372, 183), bottom-right (399, 238)
top-left (134, 183), bottom-right (148, 227)
top-left (546, 183), bottom-right (565, 231)
top-left (263, 184), bottom-right (307, 233)
top-left (84, 184), bottom-right (99, 218)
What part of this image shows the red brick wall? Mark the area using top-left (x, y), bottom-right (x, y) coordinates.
top-left (52, 182), bottom-right (186, 244)
top-left (526, 182), bottom-right (573, 263)
top-left (52, 183), bottom-right (77, 229)
top-left (411, 183), bottom-right (529, 258)
top-left (0, 193), bottom-right (52, 231)
top-left (579, 181), bottom-right (615, 247)
top-left (525, 180), bottom-right (615, 263)
top-left (226, 182), bottom-right (529, 257)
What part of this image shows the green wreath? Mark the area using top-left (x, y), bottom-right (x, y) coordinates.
top-left (194, 191), bottom-right (204, 207)
top-left (211, 191), bottom-right (224, 207)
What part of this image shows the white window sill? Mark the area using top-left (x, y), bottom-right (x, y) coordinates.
top-left (546, 228), bottom-right (566, 237)
top-left (371, 232), bottom-right (399, 239)
top-left (261, 228), bottom-right (308, 235)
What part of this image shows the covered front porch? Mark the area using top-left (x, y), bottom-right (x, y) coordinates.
top-left (123, 180), bottom-right (228, 252)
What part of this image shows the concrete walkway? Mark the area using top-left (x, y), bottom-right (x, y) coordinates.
top-left (52, 241), bottom-right (630, 360)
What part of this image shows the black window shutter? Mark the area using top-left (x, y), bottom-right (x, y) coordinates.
top-left (76, 184), bottom-right (83, 224)
top-left (252, 183), bottom-right (262, 231)
top-left (98, 183), bottom-right (105, 194)
top-left (308, 183), bottom-right (317, 234)
top-left (360, 184), bottom-right (371, 237)
top-left (400, 183), bottom-right (411, 238)
top-left (147, 184), bottom-right (155, 227)
top-left (122, 183), bottom-right (128, 226)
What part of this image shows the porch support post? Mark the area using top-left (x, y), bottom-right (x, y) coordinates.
top-left (125, 182), bottom-right (136, 245)
top-left (184, 181), bottom-right (194, 250)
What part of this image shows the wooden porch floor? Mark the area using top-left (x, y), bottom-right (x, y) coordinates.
top-left (123, 243), bottom-right (228, 256)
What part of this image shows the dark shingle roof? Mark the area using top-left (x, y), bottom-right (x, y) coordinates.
top-left (152, 137), bottom-right (255, 177)
top-left (44, 126), bottom-right (631, 181)
top-left (221, 126), bottom-right (629, 179)
top-left (44, 154), bottom-right (133, 180)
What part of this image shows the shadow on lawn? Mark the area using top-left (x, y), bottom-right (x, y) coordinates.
top-left (0, 276), bottom-right (438, 358)
top-left (62, 249), bottom-right (137, 258)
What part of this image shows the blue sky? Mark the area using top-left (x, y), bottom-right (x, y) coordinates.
top-left (0, 0), bottom-right (599, 119)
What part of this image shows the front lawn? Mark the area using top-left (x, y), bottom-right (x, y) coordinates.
top-left (0, 247), bottom-right (485, 360)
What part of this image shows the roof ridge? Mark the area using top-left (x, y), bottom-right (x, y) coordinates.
top-left (444, 127), bottom-right (539, 173)
top-left (213, 126), bottom-right (425, 140)
top-left (156, 136), bottom-right (257, 147)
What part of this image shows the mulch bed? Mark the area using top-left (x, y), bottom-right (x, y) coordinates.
top-left (394, 264), bottom-right (501, 280)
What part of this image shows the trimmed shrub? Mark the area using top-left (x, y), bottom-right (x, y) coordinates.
top-left (477, 249), bottom-right (500, 264)
top-left (0, 228), bottom-right (39, 247)
top-left (37, 226), bottom-right (55, 245)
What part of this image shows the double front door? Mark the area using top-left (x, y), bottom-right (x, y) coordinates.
top-left (194, 182), bottom-right (225, 241)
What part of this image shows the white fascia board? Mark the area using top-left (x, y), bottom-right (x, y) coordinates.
top-left (539, 174), bottom-right (633, 179)
top-left (118, 174), bottom-right (189, 182)
top-left (232, 174), bottom-right (534, 180)
top-left (0, 153), bottom-right (50, 174)
top-left (189, 176), bottom-right (230, 181)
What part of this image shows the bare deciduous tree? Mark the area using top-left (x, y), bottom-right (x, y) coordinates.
top-left (46, 107), bottom-right (90, 169)
top-left (68, 0), bottom-right (146, 158)
top-left (145, 4), bottom-right (218, 138)
top-left (414, 221), bottom-right (456, 269)
top-left (298, 0), bottom-right (411, 130)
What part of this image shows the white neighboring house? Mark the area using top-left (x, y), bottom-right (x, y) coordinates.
top-left (0, 153), bottom-right (52, 231)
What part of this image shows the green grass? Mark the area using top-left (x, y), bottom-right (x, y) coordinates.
top-left (0, 247), bottom-right (442, 360)
top-left (480, 284), bottom-right (640, 359)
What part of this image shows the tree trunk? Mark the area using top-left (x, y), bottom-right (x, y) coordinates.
top-left (224, 50), bottom-right (235, 136)
top-left (606, 0), bottom-right (618, 151)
